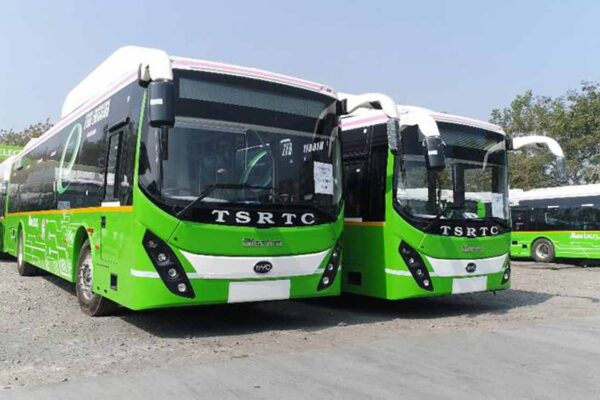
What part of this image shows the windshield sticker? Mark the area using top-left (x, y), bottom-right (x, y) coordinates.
top-left (314, 161), bottom-right (333, 195)
top-left (280, 139), bottom-right (293, 157)
top-left (304, 141), bottom-right (325, 154)
top-left (491, 193), bottom-right (505, 219)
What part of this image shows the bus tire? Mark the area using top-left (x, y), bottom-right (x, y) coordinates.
top-left (17, 230), bottom-right (37, 276)
top-left (76, 240), bottom-right (118, 317)
top-left (532, 238), bottom-right (555, 263)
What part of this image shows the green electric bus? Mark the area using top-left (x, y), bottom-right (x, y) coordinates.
top-left (339, 101), bottom-right (564, 299)
top-left (0, 155), bottom-right (16, 252)
top-left (2, 46), bottom-right (393, 316)
top-left (510, 184), bottom-right (600, 262)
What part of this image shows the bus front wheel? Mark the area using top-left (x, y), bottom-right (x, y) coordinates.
top-left (17, 230), bottom-right (37, 276)
top-left (76, 240), bottom-right (118, 317)
top-left (532, 238), bottom-right (555, 263)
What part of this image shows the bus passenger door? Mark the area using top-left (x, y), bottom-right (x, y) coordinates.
top-left (100, 129), bottom-right (128, 265)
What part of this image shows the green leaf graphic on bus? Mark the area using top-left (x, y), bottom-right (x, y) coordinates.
top-left (57, 123), bottom-right (82, 194)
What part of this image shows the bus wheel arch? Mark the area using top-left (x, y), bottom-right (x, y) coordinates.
top-left (71, 226), bottom-right (89, 282)
top-left (16, 223), bottom-right (37, 276)
top-left (75, 238), bottom-right (118, 316)
top-left (531, 237), bottom-right (556, 263)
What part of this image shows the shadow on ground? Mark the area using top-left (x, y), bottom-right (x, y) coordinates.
top-left (19, 260), bottom-right (554, 339)
top-left (118, 289), bottom-right (553, 339)
top-left (112, 261), bottom-right (600, 338)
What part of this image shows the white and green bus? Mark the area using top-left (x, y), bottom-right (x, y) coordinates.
top-left (2, 46), bottom-right (394, 315)
top-left (339, 100), bottom-right (564, 299)
top-left (0, 155), bottom-right (16, 252)
top-left (510, 184), bottom-right (600, 262)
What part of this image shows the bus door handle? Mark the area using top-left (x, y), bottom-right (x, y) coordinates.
top-left (101, 216), bottom-right (106, 229)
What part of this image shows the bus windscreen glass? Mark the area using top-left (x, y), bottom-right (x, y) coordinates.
top-left (139, 70), bottom-right (341, 225)
top-left (394, 122), bottom-right (509, 224)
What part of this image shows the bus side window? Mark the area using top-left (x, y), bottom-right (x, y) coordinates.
top-left (104, 132), bottom-right (123, 201)
top-left (343, 160), bottom-right (366, 218)
top-left (512, 209), bottom-right (527, 231)
top-left (0, 179), bottom-right (5, 218)
top-left (365, 146), bottom-right (387, 221)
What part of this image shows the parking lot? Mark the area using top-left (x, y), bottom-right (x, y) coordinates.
top-left (1, 258), bottom-right (600, 399)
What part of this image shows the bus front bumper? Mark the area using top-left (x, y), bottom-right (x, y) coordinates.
top-left (382, 254), bottom-right (511, 300)
top-left (120, 270), bottom-right (341, 311)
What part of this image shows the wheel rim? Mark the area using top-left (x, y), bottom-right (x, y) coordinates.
top-left (536, 243), bottom-right (550, 259)
top-left (78, 251), bottom-right (94, 302)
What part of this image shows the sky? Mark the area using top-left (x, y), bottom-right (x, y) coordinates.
top-left (1, 0), bottom-right (599, 131)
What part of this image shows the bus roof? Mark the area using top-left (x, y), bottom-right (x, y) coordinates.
top-left (62, 46), bottom-right (337, 119)
top-left (339, 98), bottom-right (505, 134)
top-left (510, 184), bottom-right (600, 203)
top-left (14, 46), bottom-right (337, 163)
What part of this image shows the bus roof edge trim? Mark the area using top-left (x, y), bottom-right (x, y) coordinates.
top-left (61, 46), bottom-right (172, 118)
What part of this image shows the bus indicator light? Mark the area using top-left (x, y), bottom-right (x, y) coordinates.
top-left (317, 241), bottom-right (342, 291)
top-left (399, 242), bottom-right (434, 292)
top-left (142, 230), bottom-right (195, 298)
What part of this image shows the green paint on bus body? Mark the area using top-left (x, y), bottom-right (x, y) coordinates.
top-left (511, 231), bottom-right (600, 259)
top-left (0, 145), bottom-right (22, 161)
top-left (3, 76), bottom-right (343, 311)
top-left (340, 150), bottom-right (510, 300)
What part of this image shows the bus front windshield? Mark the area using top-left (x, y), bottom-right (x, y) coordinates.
top-left (394, 122), bottom-right (509, 225)
top-left (139, 71), bottom-right (341, 223)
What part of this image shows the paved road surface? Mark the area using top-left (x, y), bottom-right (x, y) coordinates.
top-left (1, 259), bottom-right (599, 399)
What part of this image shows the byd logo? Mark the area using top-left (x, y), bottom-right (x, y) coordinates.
top-left (465, 263), bottom-right (477, 273)
top-left (253, 261), bottom-right (273, 274)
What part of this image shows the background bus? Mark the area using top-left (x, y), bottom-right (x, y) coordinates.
top-left (2, 46), bottom-right (388, 316)
top-left (510, 184), bottom-right (600, 262)
top-left (340, 100), bottom-right (564, 300)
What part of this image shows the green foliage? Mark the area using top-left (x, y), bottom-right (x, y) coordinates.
top-left (491, 82), bottom-right (600, 190)
top-left (0, 119), bottom-right (53, 147)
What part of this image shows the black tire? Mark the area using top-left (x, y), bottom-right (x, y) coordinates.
top-left (16, 230), bottom-right (37, 276)
top-left (532, 238), bottom-right (555, 263)
top-left (75, 240), bottom-right (118, 317)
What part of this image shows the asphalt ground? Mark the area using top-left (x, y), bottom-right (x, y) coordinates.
top-left (1, 258), bottom-right (599, 399)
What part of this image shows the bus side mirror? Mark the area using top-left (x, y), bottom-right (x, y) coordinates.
top-left (424, 136), bottom-right (446, 171)
top-left (148, 80), bottom-right (175, 128)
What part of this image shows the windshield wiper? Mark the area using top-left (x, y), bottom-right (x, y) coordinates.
top-left (175, 183), bottom-right (273, 218)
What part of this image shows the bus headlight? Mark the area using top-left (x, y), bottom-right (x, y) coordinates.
top-left (142, 230), bottom-right (195, 298)
top-left (399, 242), bottom-right (434, 291)
top-left (317, 241), bottom-right (342, 291)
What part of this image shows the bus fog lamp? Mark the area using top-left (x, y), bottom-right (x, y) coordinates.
top-left (317, 240), bottom-right (342, 291)
top-left (502, 260), bottom-right (511, 284)
top-left (399, 241), bottom-right (434, 292)
top-left (167, 268), bottom-right (179, 279)
top-left (142, 230), bottom-right (195, 299)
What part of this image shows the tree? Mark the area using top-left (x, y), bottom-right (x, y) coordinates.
top-left (0, 119), bottom-right (53, 147)
top-left (490, 82), bottom-right (600, 190)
